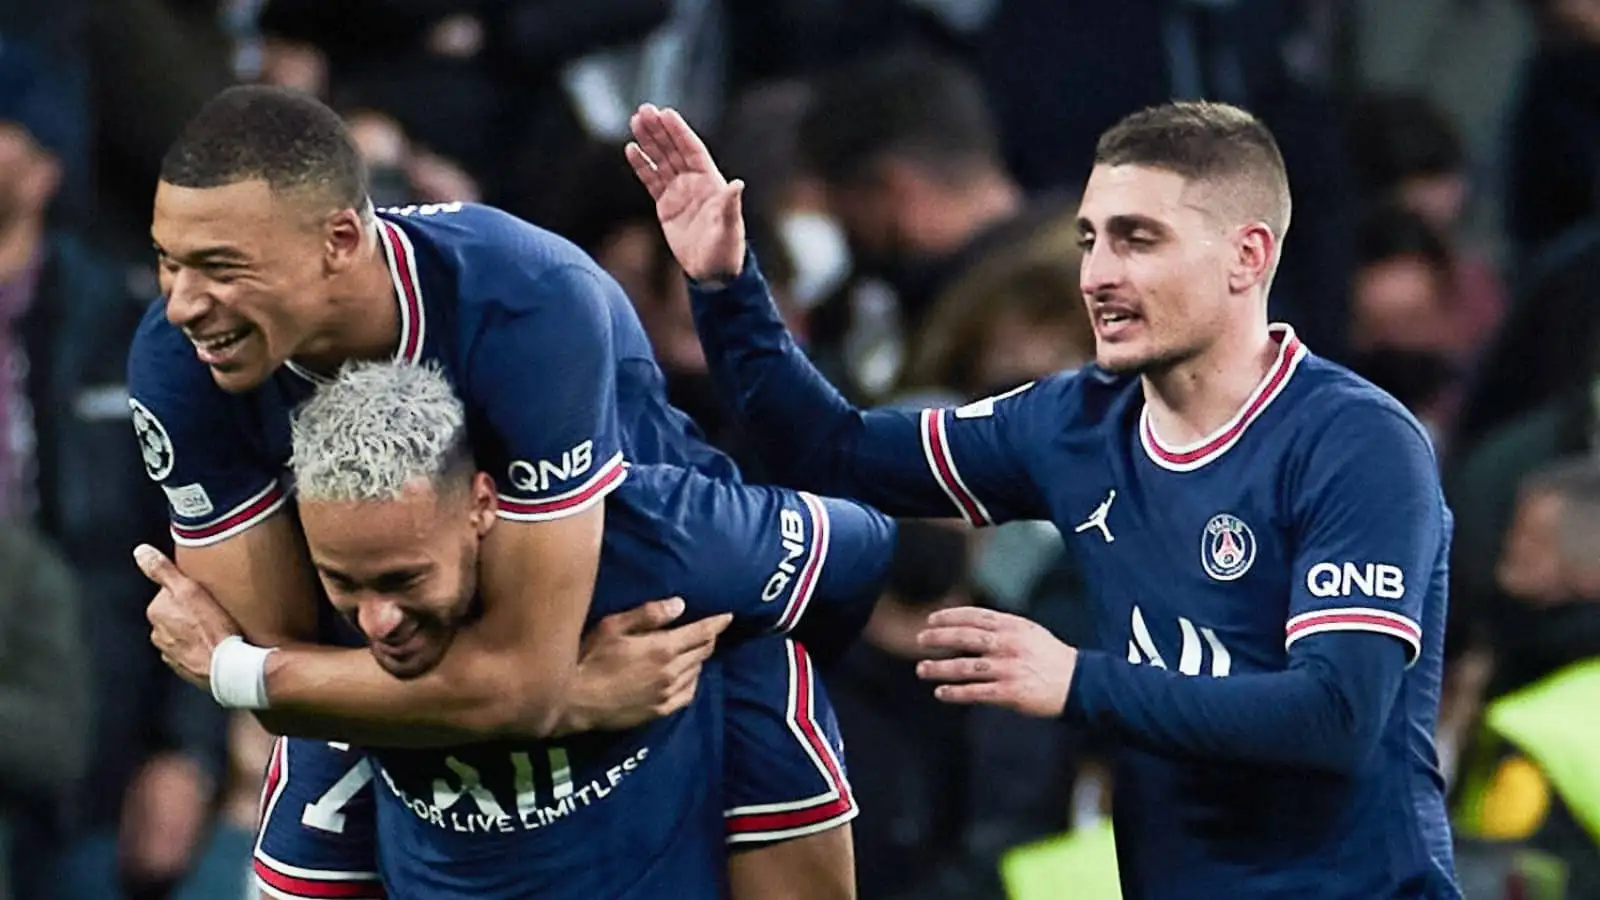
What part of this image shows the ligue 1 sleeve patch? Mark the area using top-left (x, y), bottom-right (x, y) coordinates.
top-left (162, 482), bottom-right (215, 519)
top-left (129, 398), bottom-right (174, 482)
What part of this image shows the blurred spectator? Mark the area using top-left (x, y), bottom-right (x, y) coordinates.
top-left (343, 108), bottom-right (481, 208)
top-left (1452, 224), bottom-right (1600, 453)
top-left (1449, 458), bottom-right (1600, 900)
top-left (1351, 0), bottom-right (1534, 164)
top-left (715, 80), bottom-right (852, 315)
top-left (257, 0), bottom-right (678, 211)
top-left (1504, 0), bottom-right (1600, 260)
top-left (1346, 204), bottom-right (1472, 443)
top-left (538, 140), bottom-right (796, 477)
top-left (88, 0), bottom-right (233, 256)
top-left (825, 519), bottom-right (987, 899)
top-left (0, 31), bottom-right (92, 226)
top-left (796, 50), bottom-right (1077, 402)
top-left (0, 523), bottom-right (89, 900)
top-left (1345, 91), bottom-right (1505, 358)
top-left (0, 71), bottom-right (228, 900)
top-left (904, 239), bottom-right (1091, 399)
top-left (1486, 459), bottom-right (1600, 695)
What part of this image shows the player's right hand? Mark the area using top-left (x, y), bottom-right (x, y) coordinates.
top-left (626, 103), bottom-right (748, 283)
top-left (557, 597), bottom-right (732, 735)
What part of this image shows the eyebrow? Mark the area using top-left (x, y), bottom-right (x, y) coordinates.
top-left (152, 241), bottom-right (250, 265)
top-left (1075, 214), bottom-right (1171, 236)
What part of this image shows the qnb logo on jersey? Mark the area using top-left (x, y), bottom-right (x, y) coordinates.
top-left (1200, 513), bottom-right (1256, 581)
top-left (1306, 562), bottom-right (1406, 600)
top-left (1126, 605), bottom-right (1232, 677)
top-left (762, 508), bottom-right (808, 602)
top-left (507, 440), bottom-right (594, 494)
top-left (373, 745), bottom-right (652, 834)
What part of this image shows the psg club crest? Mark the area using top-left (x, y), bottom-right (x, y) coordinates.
top-left (1201, 513), bottom-right (1256, 581)
top-left (129, 398), bottom-right (175, 482)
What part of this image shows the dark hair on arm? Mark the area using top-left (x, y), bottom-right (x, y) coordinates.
top-left (1094, 100), bottom-right (1292, 238)
top-left (159, 85), bottom-right (368, 211)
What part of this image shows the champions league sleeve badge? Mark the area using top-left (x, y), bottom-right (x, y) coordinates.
top-left (129, 398), bottom-right (175, 482)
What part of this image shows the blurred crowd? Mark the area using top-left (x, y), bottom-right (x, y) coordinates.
top-left (1, 1), bottom-right (1599, 898)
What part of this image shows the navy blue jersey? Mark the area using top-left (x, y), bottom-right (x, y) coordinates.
top-left (253, 474), bottom-right (886, 898)
top-left (128, 202), bottom-right (735, 547)
top-left (689, 255), bottom-right (1461, 899)
top-left (128, 205), bottom-right (890, 897)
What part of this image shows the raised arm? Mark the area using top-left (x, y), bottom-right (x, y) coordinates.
top-left (626, 103), bottom-right (1046, 525)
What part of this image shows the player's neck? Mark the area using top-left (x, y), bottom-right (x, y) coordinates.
top-left (293, 235), bottom-right (403, 373)
top-left (1141, 318), bottom-right (1276, 447)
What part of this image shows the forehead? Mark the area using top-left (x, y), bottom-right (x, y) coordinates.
top-left (301, 489), bottom-right (448, 566)
top-left (151, 178), bottom-right (296, 253)
top-left (1077, 164), bottom-right (1196, 227)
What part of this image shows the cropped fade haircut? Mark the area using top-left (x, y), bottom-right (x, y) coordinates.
top-left (291, 361), bottom-right (474, 503)
top-left (160, 85), bottom-right (369, 214)
top-left (1095, 100), bottom-right (1292, 241)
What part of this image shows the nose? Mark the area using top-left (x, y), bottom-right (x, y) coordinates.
top-left (1079, 239), bottom-right (1124, 297)
top-left (358, 598), bottom-right (406, 644)
top-left (164, 268), bottom-right (215, 328)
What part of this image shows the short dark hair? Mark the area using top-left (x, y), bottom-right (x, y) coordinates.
top-left (1095, 100), bottom-right (1291, 238)
top-left (539, 141), bottom-right (795, 295)
top-left (160, 85), bottom-right (367, 210)
top-left (798, 50), bottom-right (1002, 187)
top-left (1355, 202), bottom-right (1453, 273)
top-left (1346, 92), bottom-right (1464, 193)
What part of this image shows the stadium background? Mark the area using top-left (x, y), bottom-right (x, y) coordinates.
top-left (0, 0), bottom-right (1598, 897)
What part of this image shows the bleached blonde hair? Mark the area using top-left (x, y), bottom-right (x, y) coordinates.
top-left (290, 360), bottom-right (471, 503)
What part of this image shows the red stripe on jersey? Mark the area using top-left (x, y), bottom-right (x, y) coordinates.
top-left (254, 859), bottom-right (386, 900)
top-left (725, 643), bottom-right (855, 836)
top-left (776, 493), bottom-right (830, 633)
top-left (1286, 610), bottom-right (1420, 642)
top-left (1142, 325), bottom-right (1304, 469)
top-left (171, 480), bottom-right (286, 545)
top-left (921, 409), bottom-right (990, 526)
top-left (496, 453), bottom-right (627, 520)
top-left (377, 221), bottom-right (424, 364)
top-left (1284, 607), bottom-right (1423, 665)
top-left (256, 737), bottom-right (286, 832)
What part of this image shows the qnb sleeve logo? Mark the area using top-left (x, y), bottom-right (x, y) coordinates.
top-left (1305, 562), bottom-right (1405, 600)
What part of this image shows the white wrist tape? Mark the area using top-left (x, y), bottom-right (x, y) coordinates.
top-left (210, 635), bottom-right (276, 710)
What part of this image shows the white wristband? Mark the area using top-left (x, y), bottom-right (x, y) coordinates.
top-left (210, 635), bottom-right (276, 710)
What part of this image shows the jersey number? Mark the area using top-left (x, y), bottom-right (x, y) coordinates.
top-left (1126, 605), bottom-right (1232, 677)
top-left (299, 742), bottom-right (575, 833)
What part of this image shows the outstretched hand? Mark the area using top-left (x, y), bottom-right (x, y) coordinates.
top-left (626, 103), bottom-right (747, 283)
top-left (916, 606), bottom-right (1078, 718)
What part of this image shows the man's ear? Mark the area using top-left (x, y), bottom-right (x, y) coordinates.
top-left (469, 471), bottom-right (497, 536)
top-left (1228, 222), bottom-right (1276, 294)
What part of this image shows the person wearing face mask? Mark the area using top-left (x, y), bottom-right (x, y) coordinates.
top-left (538, 140), bottom-right (800, 479)
top-left (793, 49), bottom-right (1080, 404)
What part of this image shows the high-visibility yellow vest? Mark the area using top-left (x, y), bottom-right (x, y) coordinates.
top-left (1001, 819), bottom-right (1121, 900)
top-left (1456, 658), bottom-right (1600, 847)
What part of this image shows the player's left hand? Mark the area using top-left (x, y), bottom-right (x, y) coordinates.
top-left (134, 544), bottom-right (242, 691)
top-left (915, 607), bottom-right (1077, 718)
